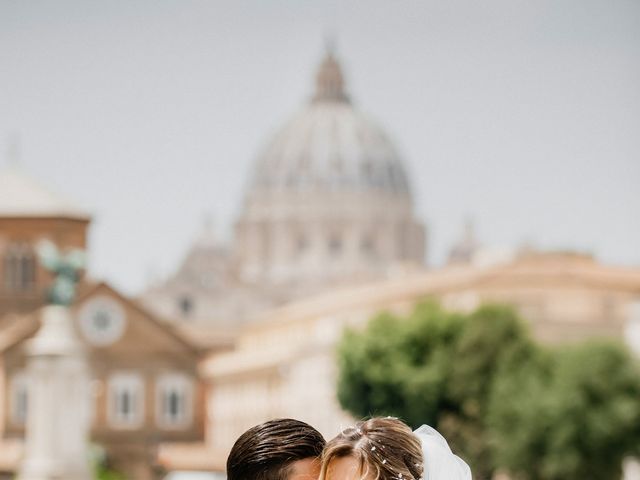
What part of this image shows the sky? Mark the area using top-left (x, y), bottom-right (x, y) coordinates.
top-left (1, 0), bottom-right (639, 294)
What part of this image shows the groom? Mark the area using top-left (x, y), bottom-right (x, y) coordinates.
top-left (226, 418), bottom-right (326, 480)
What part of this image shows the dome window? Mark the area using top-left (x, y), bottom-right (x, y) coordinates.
top-left (361, 235), bottom-right (376, 256)
top-left (296, 235), bottom-right (308, 255)
top-left (328, 234), bottom-right (343, 256)
top-left (361, 161), bottom-right (373, 179)
top-left (178, 296), bottom-right (194, 318)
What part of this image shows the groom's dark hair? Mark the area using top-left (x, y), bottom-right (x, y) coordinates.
top-left (226, 418), bottom-right (325, 480)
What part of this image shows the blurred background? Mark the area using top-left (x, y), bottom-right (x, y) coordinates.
top-left (0, 1), bottom-right (639, 480)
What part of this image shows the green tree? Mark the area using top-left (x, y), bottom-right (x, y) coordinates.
top-left (336, 302), bottom-right (640, 480)
top-left (442, 305), bottom-right (537, 478)
top-left (489, 341), bottom-right (640, 480)
top-left (337, 302), bottom-right (533, 479)
top-left (337, 302), bottom-right (466, 427)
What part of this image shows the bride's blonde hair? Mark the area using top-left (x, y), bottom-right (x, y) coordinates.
top-left (320, 417), bottom-right (424, 480)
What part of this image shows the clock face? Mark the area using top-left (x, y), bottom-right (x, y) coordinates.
top-left (79, 296), bottom-right (126, 346)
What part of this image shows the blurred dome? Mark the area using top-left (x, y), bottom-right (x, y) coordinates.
top-left (248, 51), bottom-right (410, 197)
top-left (235, 48), bottom-right (425, 286)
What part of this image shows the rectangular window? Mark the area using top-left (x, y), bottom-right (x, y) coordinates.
top-left (107, 373), bottom-right (144, 429)
top-left (156, 373), bottom-right (193, 429)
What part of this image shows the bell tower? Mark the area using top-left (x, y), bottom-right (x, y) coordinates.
top-left (0, 166), bottom-right (90, 316)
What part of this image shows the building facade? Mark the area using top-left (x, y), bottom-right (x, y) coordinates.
top-left (234, 50), bottom-right (425, 287)
top-left (0, 168), bottom-right (204, 479)
top-left (140, 49), bottom-right (426, 342)
top-left (4, 47), bottom-right (638, 479)
top-left (198, 252), bottom-right (640, 469)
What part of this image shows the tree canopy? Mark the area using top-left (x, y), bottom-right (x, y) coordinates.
top-left (336, 302), bottom-right (640, 480)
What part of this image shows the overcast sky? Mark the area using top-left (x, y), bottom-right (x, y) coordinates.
top-left (1, 0), bottom-right (639, 294)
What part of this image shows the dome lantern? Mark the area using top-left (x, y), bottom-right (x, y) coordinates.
top-left (312, 50), bottom-right (349, 104)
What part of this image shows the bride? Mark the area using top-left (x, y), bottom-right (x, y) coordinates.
top-left (319, 417), bottom-right (471, 480)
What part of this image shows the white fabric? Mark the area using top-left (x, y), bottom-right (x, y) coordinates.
top-left (413, 425), bottom-right (472, 480)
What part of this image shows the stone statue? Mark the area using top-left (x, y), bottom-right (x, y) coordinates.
top-left (18, 241), bottom-right (92, 480)
top-left (37, 240), bottom-right (86, 306)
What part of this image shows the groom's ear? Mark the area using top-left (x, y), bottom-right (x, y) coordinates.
top-left (226, 418), bottom-right (325, 480)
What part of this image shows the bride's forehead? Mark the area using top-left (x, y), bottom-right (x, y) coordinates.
top-left (325, 456), bottom-right (368, 480)
top-left (288, 458), bottom-right (321, 480)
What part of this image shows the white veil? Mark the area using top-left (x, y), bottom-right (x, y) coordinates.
top-left (413, 425), bottom-right (472, 480)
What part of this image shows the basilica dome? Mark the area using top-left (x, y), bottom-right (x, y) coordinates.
top-left (235, 49), bottom-right (425, 286)
top-left (249, 53), bottom-right (410, 197)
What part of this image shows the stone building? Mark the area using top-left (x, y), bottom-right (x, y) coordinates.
top-left (3, 47), bottom-right (638, 479)
top-left (0, 167), bottom-right (204, 479)
top-left (140, 49), bottom-right (426, 342)
top-left (196, 251), bottom-right (640, 470)
top-left (141, 221), bottom-right (279, 349)
top-left (143, 50), bottom-right (640, 475)
top-left (234, 50), bottom-right (425, 287)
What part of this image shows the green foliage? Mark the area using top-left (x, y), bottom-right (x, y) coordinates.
top-left (92, 445), bottom-right (127, 480)
top-left (487, 347), bottom-right (556, 479)
top-left (337, 302), bottom-right (465, 427)
top-left (442, 305), bottom-right (536, 478)
top-left (489, 341), bottom-right (640, 480)
top-left (338, 302), bottom-right (527, 478)
top-left (96, 467), bottom-right (127, 480)
top-left (336, 301), bottom-right (640, 480)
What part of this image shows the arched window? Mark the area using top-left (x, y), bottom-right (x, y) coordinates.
top-left (178, 296), bottom-right (193, 318)
top-left (20, 253), bottom-right (36, 289)
top-left (360, 233), bottom-right (376, 256)
top-left (3, 245), bottom-right (19, 291)
top-left (295, 234), bottom-right (308, 256)
top-left (3, 243), bottom-right (36, 292)
top-left (328, 233), bottom-right (343, 256)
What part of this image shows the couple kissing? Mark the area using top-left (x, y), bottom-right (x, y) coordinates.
top-left (226, 417), bottom-right (471, 480)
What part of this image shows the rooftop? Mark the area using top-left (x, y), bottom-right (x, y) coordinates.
top-left (0, 167), bottom-right (90, 220)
